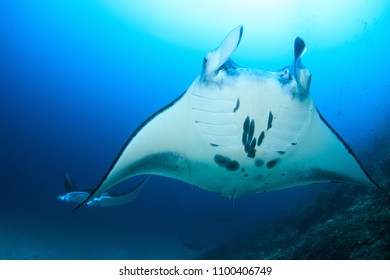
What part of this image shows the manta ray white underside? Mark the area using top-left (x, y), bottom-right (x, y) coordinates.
top-left (74, 26), bottom-right (382, 210)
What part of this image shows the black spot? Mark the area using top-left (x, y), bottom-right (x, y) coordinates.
top-left (242, 116), bottom-right (250, 145)
top-left (266, 158), bottom-right (280, 169)
top-left (233, 98), bottom-right (240, 112)
top-left (267, 111), bottom-right (273, 130)
top-left (242, 116), bottom-right (257, 158)
top-left (248, 120), bottom-right (255, 141)
top-left (251, 138), bottom-right (256, 149)
top-left (210, 143), bottom-right (219, 147)
top-left (226, 161), bottom-right (240, 171)
top-left (257, 131), bottom-right (265, 146)
top-left (291, 142), bottom-right (297, 146)
top-left (244, 174), bottom-right (249, 177)
top-left (214, 154), bottom-right (240, 171)
top-left (241, 168), bottom-right (245, 172)
top-left (242, 116), bottom-right (250, 138)
top-left (244, 143), bottom-right (250, 153)
top-left (243, 117), bottom-right (250, 133)
top-left (248, 150), bottom-right (256, 158)
top-left (276, 151), bottom-right (286, 155)
top-left (214, 154), bottom-right (231, 166)
top-left (255, 159), bottom-right (264, 167)
top-left (247, 138), bottom-right (257, 158)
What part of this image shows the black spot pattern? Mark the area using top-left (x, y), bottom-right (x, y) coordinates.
top-left (233, 98), bottom-right (240, 112)
top-left (266, 158), bottom-right (280, 169)
top-left (248, 120), bottom-right (255, 141)
top-left (257, 131), bottom-right (265, 146)
top-left (242, 117), bottom-right (250, 145)
top-left (267, 111), bottom-right (273, 130)
top-left (242, 116), bottom-right (257, 158)
top-left (214, 154), bottom-right (240, 171)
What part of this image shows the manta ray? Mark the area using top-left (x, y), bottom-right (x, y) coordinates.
top-left (74, 26), bottom-right (383, 211)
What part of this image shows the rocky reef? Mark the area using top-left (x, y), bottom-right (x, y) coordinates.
top-left (199, 183), bottom-right (389, 259)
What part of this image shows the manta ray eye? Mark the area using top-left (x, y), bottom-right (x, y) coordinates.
top-left (278, 69), bottom-right (292, 82)
top-left (285, 69), bottom-right (293, 80)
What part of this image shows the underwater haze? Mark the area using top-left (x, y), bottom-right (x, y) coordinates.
top-left (1, 0), bottom-right (389, 259)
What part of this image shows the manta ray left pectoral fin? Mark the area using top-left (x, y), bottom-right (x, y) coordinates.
top-left (202, 25), bottom-right (243, 79)
top-left (72, 179), bottom-right (101, 211)
top-left (88, 176), bottom-right (149, 207)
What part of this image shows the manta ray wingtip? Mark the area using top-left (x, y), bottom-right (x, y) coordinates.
top-left (376, 182), bottom-right (389, 195)
top-left (71, 201), bottom-right (85, 212)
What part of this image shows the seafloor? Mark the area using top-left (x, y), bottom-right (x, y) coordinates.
top-left (199, 183), bottom-right (390, 259)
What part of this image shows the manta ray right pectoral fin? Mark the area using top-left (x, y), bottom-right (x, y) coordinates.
top-left (202, 25), bottom-right (243, 79)
top-left (301, 109), bottom-right (385, 192)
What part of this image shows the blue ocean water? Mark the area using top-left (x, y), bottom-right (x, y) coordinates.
top-left (1, 1), bottom-right (389, 259)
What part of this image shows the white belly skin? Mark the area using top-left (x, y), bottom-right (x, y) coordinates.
top-left (88, 71), bottom-right (376, 202)
top-left (107, 73), bottom-right (311, 198)
top-left (175, 73), bottom-right (316, 197)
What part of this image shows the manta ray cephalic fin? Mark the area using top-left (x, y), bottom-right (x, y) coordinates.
top-left (202, 25), bottom-right (243, 79)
